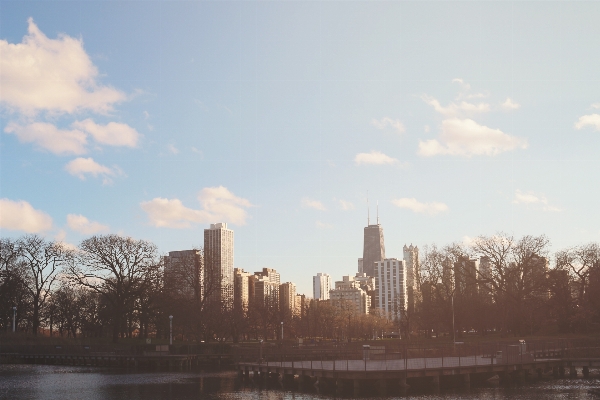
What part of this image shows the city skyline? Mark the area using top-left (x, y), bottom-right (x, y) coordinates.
top-left (2, 2), bottom-right (600, 296)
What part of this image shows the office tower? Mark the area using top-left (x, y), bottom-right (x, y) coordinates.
top-left (329, 275), bottom-right (371, 315)
top-left (374, 258), bottom-right (407, 320)
top-left (403, 244), bottom-right (420, 315)
top-left (313, 273), bottom-right (332, 300)
top-left (357, 258), bottom-right (363, 274)
top-left (204, 222), bottom-right (234, 307)
top-left (362, 210), bottom-right (385, 278)
top-left (279, 282), bottom-right (297, 317)
top-left (164, 250), bottom-right (203, 300)
top-left (478, 256), bottom-right (493, 298)
top-left (234, 268), bottom-right (251, 312)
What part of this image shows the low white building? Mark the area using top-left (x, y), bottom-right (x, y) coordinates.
top-left (313, 273), bottom-right (332, 301)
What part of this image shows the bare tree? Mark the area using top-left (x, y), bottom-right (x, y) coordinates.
top-left (18, 235), bottom-right (71, 335)
top-left (68, 234), bottom-right (160, 343)
top-left (0, 238), bottom-right (28, 331)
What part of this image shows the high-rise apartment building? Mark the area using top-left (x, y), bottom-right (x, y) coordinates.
top-left (313, 273), bottom-right (332, 301)
top-left (164, 249), bottom-right (203, 300)
top-left (234, 268), bottom-right (251, 312)
top-left (204, 222), bottom-right (234, 307)
top-left (403, 244), bottom-right (420, 315)
top-left (279, 282), bottom-right (297, 317)
top-left (362, 223), bottom-right (385, 278)
top-left (375, 258), bottom-right (406, 320)
top-left (329, 275), bottom-right (371, 315)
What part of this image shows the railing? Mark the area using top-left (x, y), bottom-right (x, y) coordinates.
top-left (234, 338), bottom-right (600, 371)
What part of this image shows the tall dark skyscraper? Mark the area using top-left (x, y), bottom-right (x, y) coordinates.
top-left (362, 207), bottom-right (385, 277)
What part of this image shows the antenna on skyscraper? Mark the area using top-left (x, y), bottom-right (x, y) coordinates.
top-left (377, 200), bottom-right (379, 224)
top-left (367, 191), bottom-right (370, 225)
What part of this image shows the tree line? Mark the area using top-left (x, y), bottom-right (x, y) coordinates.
top-left (2, 232), bottom-right (600, 343)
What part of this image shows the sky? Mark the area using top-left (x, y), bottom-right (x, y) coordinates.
top-left (1, 1), bottom-right (600, 296)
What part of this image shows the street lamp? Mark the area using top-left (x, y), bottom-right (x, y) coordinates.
top-left (169, 315), bottom-right (173, 345)
top-left (12, 306), bottom-right (17, 333)
top-left (281, 321), bottom-right (284, 340)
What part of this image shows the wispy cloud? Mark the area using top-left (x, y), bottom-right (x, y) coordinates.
top-left (72, 119), bottom-right (140, 147)
top-left (371, 117), bottom-right (405, 134)
top-left (168, 144), bottom-right (179, 154)
top-left (302, 197), bottom-right (326, 211)
top-left (512, 190), bottom-right (560, 212)
top-left (64, 157), bottom-right (118, 184)
top-left (0, 198), bottom-right (53, 233)
top-left (418, 118), bottom-right (527, 157)
top-left (574, 113), bottom-right (600, 131)
top-left (391, 197), bottom-right (448, 216)
top-left (141, 186), bottom-right (253, 228)
top-left (421, 94), bottom-right (490, 118)
top-left (67, 214), bottom-right (109, 235)
top-left (5, 122), bottom-right (87, 155)
top-left (338, 200), bottom-right (354, 211)
top-left (354, 150), bottom-right (399, 166)
top-left (501, 98), bottom-right (521, 110)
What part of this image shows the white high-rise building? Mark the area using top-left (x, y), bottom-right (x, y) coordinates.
top-left (375, 258), bottom-right (407, 320)
top-left (204, 222), bottom-right (234, 308)
top-left (313, 273), bottom-right (332, 301)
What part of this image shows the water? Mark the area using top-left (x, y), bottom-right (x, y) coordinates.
top-left (1, 364), bottom-right (599, 400)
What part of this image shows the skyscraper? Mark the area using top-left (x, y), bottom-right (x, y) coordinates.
top-left (362, 220), bottom-right (385, 278)
top-left (313, 273), bottom-right (332, 300)
top-left (204, 222), bottom-right (234, 307)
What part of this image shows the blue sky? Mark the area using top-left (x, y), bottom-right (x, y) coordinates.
top-left (1, 1), bottom-right (600, 295)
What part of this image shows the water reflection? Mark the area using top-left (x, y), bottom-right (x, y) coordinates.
top-left (0, 365), bottom-right (598, 400)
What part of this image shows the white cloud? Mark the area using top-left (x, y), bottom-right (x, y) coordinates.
top-left (422, 95), bottom-right (490, 118)
top-left (0, 18), bottom-right (125, 116)
top-left (316, 221), bottom-right (333, 229)
top-left (354, 150), bottom-right (399, 166)
top-left (64, 157), bottom-right (116, 182)
top-left (574, 114), bottom-right (600, 131)
top-left (67, 214), bottom-right (109, 235)
top-left (371, 117), bottom-right (405, 134)
top-left (339, 200), bottom-right (354, 211)
top-left (418, 118), bottom-right (528, 157)
top-left (5, 122), bottom-right (87, 155)
top-left (501, 98), bottom-right (521, 110)
top-left (140, 186), bottom-right (253, 228)
top-left (167, 144), bottom-right (179, 154)
top-left (0, 198), bottom-right (53, 233)
top-left (72, 119), bottom-right (139, 147)
top-left (512, 190), bottom-right (560, 212)
top-left (391, 197), bottom-right (448, 216)
top-left (302, 198), bottom-right (326, 211)
top-left (591, 103), bottom-right (600, 109)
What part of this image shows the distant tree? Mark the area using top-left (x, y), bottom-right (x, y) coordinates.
top-left (18, 235), bottom-right (71, 335)
top-left (0, 238), bottom-right (30, 331)
top-left (67, 234), bottom-right (160, 343)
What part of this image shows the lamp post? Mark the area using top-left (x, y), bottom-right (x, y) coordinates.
top-left (12, 306), bottom-right (17, 333)
top-left (169, 315), bottom-right (173, 345)
top-left (281, 321), bottom-right (284, 340)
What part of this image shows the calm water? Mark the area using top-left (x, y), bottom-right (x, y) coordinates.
top-left (1, 364), bottom-right (599, 400)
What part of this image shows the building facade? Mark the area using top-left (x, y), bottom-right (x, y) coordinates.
top-left (313, 273), bottom-right (332, 301)
top-left (329, 275), bottom-right (370, 315)
top-left (403, 244), bottom-right (420, 315)
top-left (375, 258), bottom-right (407, 320)
top-left (204, 222), bottom-right (234, 307)
top-left (234, 268), bottom-right (251, 312)
top-left (279, 282), bottom-right (297, 317)
top-left (362, 224), bottom-right (385, 278)
top-left (164, 249), bottom-right (203, 300)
